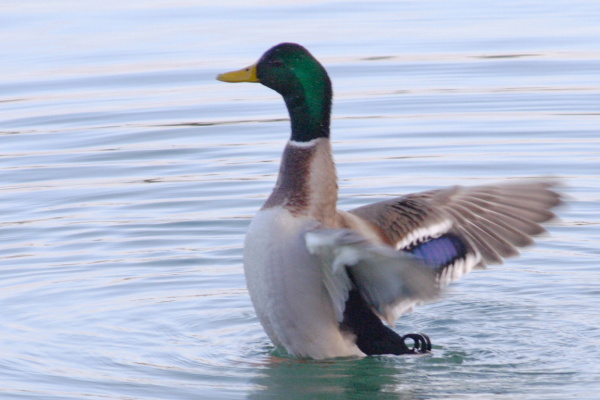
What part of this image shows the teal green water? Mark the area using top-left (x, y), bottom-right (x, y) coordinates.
top-left (1, 1), bottom-right (599, 399)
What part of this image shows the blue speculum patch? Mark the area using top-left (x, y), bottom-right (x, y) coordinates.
top-left (406, 233), bottom-right (468, 268)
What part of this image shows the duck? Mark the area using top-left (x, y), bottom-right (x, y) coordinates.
top-left (217, 43), bottom-right (561, 359)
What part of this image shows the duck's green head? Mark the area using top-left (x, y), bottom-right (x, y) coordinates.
top-left (217, 43), bottom-right (332, 142)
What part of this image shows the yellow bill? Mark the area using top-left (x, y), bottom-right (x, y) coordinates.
top-left (216, 63), bottom-right (259, 83)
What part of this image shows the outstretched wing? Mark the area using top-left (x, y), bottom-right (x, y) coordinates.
top-left (349, 180), bottom-right (561, 287)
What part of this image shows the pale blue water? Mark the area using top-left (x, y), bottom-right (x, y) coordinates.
top-left (1, 1), bottom-right (599, 399)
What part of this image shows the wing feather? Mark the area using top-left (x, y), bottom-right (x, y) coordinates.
top-left (305, 228), bottom-right (440, 325)
top-left (349, 180), bottom-right (561, 280)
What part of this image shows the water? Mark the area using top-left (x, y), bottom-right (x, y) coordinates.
top-left (1, 0), bottom-right (599, 399)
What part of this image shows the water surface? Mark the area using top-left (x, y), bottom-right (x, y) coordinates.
top-left (1, 1), bottom-right (599, 399)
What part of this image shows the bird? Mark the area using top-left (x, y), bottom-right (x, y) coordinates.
top-left (216, 43), bottom-right (561, 359)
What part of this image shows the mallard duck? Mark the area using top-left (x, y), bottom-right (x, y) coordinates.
top-left (217, 43), bottom-right (560, 359)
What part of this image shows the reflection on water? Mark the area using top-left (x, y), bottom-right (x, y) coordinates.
top-left (248, 356), bottom-right (420, 400)
top-left (1, 0), bottom-right (600, 399)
